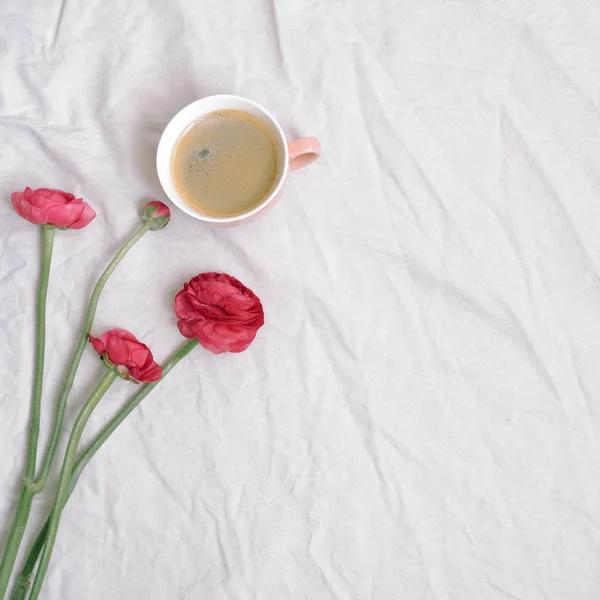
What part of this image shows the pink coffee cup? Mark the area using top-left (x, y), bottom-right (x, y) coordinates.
top-left (156, 95), bottom-right (321, 225)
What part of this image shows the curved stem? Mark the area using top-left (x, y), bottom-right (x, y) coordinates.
top-left (27, 370), bottom-right (118, 600)
top-left (11, 340), bottom-right (198, 600)
top-left (0, 226), bottom-right (54, 599)
top-left (32, 220), bottom-right (152, 490)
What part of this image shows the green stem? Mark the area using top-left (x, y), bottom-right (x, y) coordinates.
top-left (0, 226), bottom-right (54, 599)
top-left (9, 522), bottom-right (46, 600)
top-left (27, 370), bottom-right (118, 600)
top-left (32, 220), bottom-right (152, 491)
top-left (27, 226), bottom-right (55, 479)
top-left (73, 339), bottom-right (198, 485)
top-left (1, 220), bottom-right (151, 600)
top-left (0, 492), bottom-right (33, 600)
top-left (11, 340), bottom-right (198, 600)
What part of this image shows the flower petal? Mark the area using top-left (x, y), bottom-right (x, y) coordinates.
top-left (12, 192), bottom-right (48, 225)
top-left (105, 335), bottom-right (131, 365)
top-left (126, 341), bottom-right (150, 367)
top-left (105, 329), bottom-right (138, 342)
top-left (44, 203), bottom-right (85, 228)
top-left (88, 334), bottom-right (106, 356)
top-left (135, 361), bottom-right (162, 382)
top-left (70, 202), bottom-right (96, 229)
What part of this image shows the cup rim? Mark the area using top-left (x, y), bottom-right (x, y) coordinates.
top-left (156, 94), bottom-right (290, 224)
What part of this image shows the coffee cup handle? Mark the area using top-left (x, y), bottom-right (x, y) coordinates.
top-left (288, 137), bottom-right (321, 172)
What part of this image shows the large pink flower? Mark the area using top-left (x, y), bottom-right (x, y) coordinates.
top-left (89, 329), bottom-right (162, 383)
top-left (174, 273), bottom-right (264, 354)
top-left (11, 187), bottom-right (96, 229)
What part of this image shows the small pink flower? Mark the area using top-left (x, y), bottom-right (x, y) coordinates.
top-left (89, 329), bottom-right (162, 383)
top-left (11, 187), bottom-right (96, 229)
top-left (141, 201), bottom-right (170, 230)
top-left (174, 273), bottom-right (265, 354)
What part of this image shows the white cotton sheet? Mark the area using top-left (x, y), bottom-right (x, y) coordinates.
top-left (1, 1), bottom-right (600, 598)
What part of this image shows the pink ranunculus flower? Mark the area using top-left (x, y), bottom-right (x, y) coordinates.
top-left (174, 273), bottom-right (265, 354)
top-left (11, 187), bottom-right (96, 229)
top-left (89, 329), bottom-right (162, 383)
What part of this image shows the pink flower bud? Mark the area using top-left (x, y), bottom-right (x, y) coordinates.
top-left (141, 201), bottom-right (171, 230)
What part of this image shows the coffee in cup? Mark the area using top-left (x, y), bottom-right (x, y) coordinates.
top-left (172, 109), bottom-right (279, 218)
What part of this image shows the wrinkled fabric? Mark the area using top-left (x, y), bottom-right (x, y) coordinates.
top-left (1, 0), bottom-right (600, 599)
